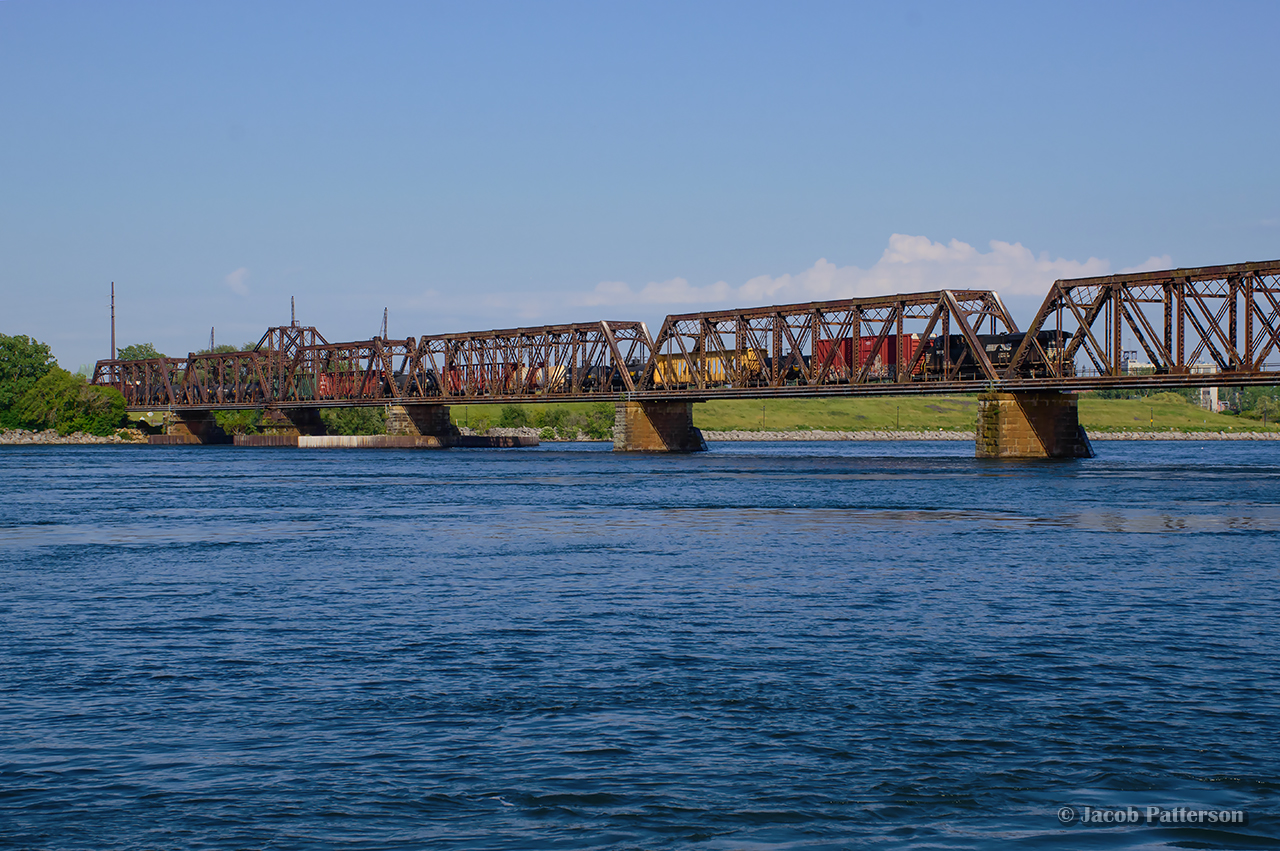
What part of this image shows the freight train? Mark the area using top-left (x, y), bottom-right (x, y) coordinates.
top-left (127, 330), bottom-right (1074, 404)
top-left (440, 361), bottom-right (647, 395)
top-left (919, 330), bottom-right (1074, 379)
top-left (650, 348), bottom-right (769, 385)
top-left (643, 331), bottom-right (1074, 388)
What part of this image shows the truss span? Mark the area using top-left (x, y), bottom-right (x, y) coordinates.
top-left (1008, 260), bottom-right (1280, 391)
top-left (91, 260), bottom-right (1280, 410)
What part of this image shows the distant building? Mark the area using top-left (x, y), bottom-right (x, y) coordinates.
top-left (1189, 363), bottom-right (1221, 411)
top-left (1123, 357), bottom-right (1154, 376)
top-left (1120, 357), bottom-right (1221, 410)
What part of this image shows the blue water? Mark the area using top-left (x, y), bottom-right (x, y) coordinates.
top-left (1, 441), bottom-right (1278, 850)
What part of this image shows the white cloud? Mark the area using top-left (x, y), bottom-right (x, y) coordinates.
top-left (574, 234), bottom-right (1114, 312)
top-left (401, 235), bottom-right (1173, 334)
top-left (225, 267), bottom-right (250, 296)
top-left (1118, 255), bottom-right (1174, 274)
top-left (576, 277), bottom-right (734, 307)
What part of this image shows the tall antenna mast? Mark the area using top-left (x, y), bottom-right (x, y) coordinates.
top-left (381, 307), bottom-right (388, 339)
top-left (110, 282), bottom-right (116, 360)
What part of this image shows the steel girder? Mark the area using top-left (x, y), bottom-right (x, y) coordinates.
top-left (642, 290), bottom-right (1017, 391)
top-left (91, 261), bottom-right (1280, 410)
top-left (93, 321), bottom-right (655, 409)
top-left (1008, 260), bottom-right (1280, 382)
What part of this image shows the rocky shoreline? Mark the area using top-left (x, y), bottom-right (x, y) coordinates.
top-left (702, 428), bottom-right (1280, 441)
top-left (701, 428), bottom-right (971, 441)
top-left (0, 428), bottom-right (147, 445)
top-left (700, 428), bottom-right (1280, 441)
top-left (6, 426), bottom-right (1277, 445)
top-left (459, 426), bottom-right (609, 442)
top-left (1088, 430), bottom-right (1280, 441)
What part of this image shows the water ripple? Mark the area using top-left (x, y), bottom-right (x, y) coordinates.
top-left (1, 442), bottom-right (1278, 849)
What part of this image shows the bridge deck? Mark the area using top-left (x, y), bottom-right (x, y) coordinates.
top-left (92, 261), bottom-right (1280, 411)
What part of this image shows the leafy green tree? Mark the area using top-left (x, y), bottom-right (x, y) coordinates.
top-left (320, 406), bottom-right (387, 435)
top-left (523, 404), bottom-right (616, 440)
top-left (498, 405), bottom-right (529, 428)
top-left (0, 334), bottom-right (58, 427)
top-left (583, 403), bottom-right (616, 439)
top-left (117, 342), bottom-right (165, 361)
top-left (1089, 387), bottom-right (1196, 402)
top-left (213, 409), bottom-right (262, 436)
top-left (1253, 396), bottom-right (1279, 426)
top-left (14, 367), bottom-right (126, 435)
top-left (196, 343), bottom-right (257, 355)
top-left (1225, 386), bottom-right (1277, 414)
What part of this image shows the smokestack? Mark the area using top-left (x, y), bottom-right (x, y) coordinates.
top-left (382, 307), bottom-right (388, 339)
top-left (291, 296), bottom-right (296, 326)
top-left (110, 282), bottom-right (116, 360)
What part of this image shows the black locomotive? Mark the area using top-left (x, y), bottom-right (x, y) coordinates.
top-left (920, 331), bottom-right (1074, 379)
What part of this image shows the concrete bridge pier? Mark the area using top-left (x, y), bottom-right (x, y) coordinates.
top-left (613, 401), bottom-right (707, 452)
top-left (386, 404), bottom-right (460, 446)
top-left (976, 392), bottom-right (1094, 459)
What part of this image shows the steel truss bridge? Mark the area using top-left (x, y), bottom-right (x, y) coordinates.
top-left (93, 260), bottom-right (1280, 410)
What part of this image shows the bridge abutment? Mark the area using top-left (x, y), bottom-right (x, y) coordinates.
top-left (386, 404), bottom-right (459, 446)
top-left (976, 392), bottom-right (1094, 459)
top-left (613, 401), bottom-right (707, 452)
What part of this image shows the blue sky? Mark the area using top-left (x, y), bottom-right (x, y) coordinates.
top-left (1, 0), bottom-right (1277, 368)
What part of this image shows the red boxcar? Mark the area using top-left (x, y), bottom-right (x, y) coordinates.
top-left (318, 371), bottom-right (382, 397)
top-left (813, 335), bottom-right (922, 380)
top-left (813, 339), bottom-right (854, 376)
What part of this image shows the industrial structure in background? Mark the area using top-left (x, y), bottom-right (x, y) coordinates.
top-left (92, 260), bottom-right (1280, 457)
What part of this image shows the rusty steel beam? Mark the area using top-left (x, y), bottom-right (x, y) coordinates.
top-left (95, 321), bottom-right (656, 410)
top-left (641, 290), bottom-right (1016, 392)
top-left (409, 320), bottom-right (653, 401)
top-left (92, 261), bottom-right (1280, 411)
top-left (1006, 260), bottom-right (1280, 383)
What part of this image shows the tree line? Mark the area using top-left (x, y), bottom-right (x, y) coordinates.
top-left (1088, 386), bottom-right (1280, 421)
top-left (1, 334), bottom-right (397, 438)
top-left (0, 334), bottom-right (127, 435)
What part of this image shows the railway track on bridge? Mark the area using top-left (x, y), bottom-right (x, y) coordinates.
top-left (91, 259), bottom-right (1280, 455)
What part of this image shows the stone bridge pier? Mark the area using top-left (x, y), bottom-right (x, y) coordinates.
top-left (976, 392), bottom-right (1094, 459)
top-left (613, 401), bottom-right (707, 452)
top-left (386, 404), bottom-right (460, 446)
top-left (158, 408), bottom-right (329, 443)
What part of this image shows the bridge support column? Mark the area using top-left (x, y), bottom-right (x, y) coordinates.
top-left (613, 401), bottom-right (707, 452)
top-left (386, 404), bottom-right (459, 445)
top-left (976, 392), bottom-right (1094, 459)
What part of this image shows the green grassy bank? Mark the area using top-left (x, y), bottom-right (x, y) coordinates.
top-left (449, 402), bottom-right (615, 439)
top-left (1076, 395), bottom-right (1280, 433)
top-left (450, 394), bottom-right (1280, 435)
top-left (695, 396), bottom-right (978, 432)
top-left (696, 393), bottom-right (1280, 434)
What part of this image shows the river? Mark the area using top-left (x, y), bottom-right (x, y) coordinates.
top-left (1, 441), bottom-right (1277, 849)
